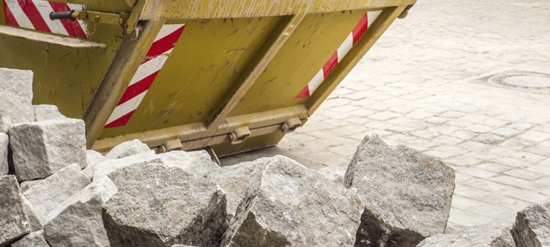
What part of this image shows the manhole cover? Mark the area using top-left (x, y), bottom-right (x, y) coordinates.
top-left (470, 71), bottom-right (550, 95)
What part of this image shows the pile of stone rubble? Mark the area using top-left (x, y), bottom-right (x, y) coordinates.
top-left (1, 68), bottom-right (549, 247)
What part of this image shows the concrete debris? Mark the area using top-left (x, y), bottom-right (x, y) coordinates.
top-left (33, 104), bottom-right (67, 122)
top-left (0, 133), bottom-right (7, 176)
top-left (11, 230), bottom-right (49, 247)
top-left (344, 133), bottom-right (455, 246)
top-left (44, 176), bottom-right (118, 247)
top-left (104, 139), bottom-right (151, 160)
top-left (221, 156), bottom-right (364, 247)
top-left (102, 163), bottom-right (227, 247)
top-left (417, 221), bottom-right (514, 247)
top-left (0, 175), bottom-right (31, 246)
top-left (23, 164), bottom-right (90, 225)
top-left (10, 118), bottom-right (87, 181)
top-left (511, 200), bottom-right (550, 247)
top-left (0, 92), bottom-right (34, 134)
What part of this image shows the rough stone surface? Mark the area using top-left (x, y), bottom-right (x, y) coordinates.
top-left (206, 157), bottom-right (270, 217)
top-left (84, 150), bottom-right (106, 179)
top-left (104, 139), bottom-right (151, 160)
top-left (0, 92), bottom-right (34, 133)
top-left (20, 179), bottom-right (44, 193)
top-left (44, 176), bottom-right (118, 247)
top-left (10, 118), bottom-right (87, 181)
top-left (221, 155), bottom-right (364, 247)
top-left (21, 195), bottom-right (43, 232)
top-left (11, 230), bottom-right (49, 247)
top-left (0, 175), bottom-right (31, 246)
top-left (102, 163), bottom-right (227, 247)
top-left (158, 150), bottom-right (219, 178)
top-left (93, 151), bottom-right (161, 186)
top-left (23, 164), bottom-right (90, 225)
top-left (0, 133), bottom-right (7, 176)
top-left (511, 200), bottom-right (550, 247)
top-left (344, 133), bottom-right (455, 246)
top-left (33, 104), bottom-right (67, 122)
top-left (0, 68), bottom-right (33, 100)
top-left (417, 222), bottom-right (514, 247)
top-left (317, 163), bottom-right (348, 185)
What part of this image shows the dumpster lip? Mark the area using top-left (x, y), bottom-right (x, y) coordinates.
top-left (0, 25), bottom-right (107, 49)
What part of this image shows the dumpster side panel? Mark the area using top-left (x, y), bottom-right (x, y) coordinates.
top-left (98, 17), bottom-right (281, 138)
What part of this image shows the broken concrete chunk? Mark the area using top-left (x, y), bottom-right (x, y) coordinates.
top-left (0, 133), bottom-right (7, 176)
top-left (11, 230), bottom-right (49, 247)
top-left (93, 151), bottom-right (161, 186)
top-left (0, 92), bottom-right (34, 133)
top-left (417, 221), bottom-right (514, 247)
top-left (0, 68), bottom-right (33, 100)
top-left (83, 150), bottom-right (106, 179)
top-left (317, 162), bottom-right (348, 185)
top-left (206, 157), bottom-right (270, 218)
top-left (221, 155), bottom-right (364, 247)
top-left (10, 118), bottom-right (87, 181)
top-left (511, 200), bottom-right (550, 247)
top-left (44, 176), bottom-right (118, 247)
top-left (104, 139), bottom-right (151, 160)
top-left (23, 164), bottom-right (90, 225)
top-left (158, 150), bottom-right (220, 178)
top-left (33, 104), bottom-right (67, 122)
top-left (102, 163), bottom-right (228, 247)
top-left (344, 133), bottom-right (455, 246)
top-left (0, 175), bottom-right (31, 246)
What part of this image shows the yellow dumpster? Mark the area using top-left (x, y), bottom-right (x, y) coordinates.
top-left (0, 0), bottom-right (415, 157)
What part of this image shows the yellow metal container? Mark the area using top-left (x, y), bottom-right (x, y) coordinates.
top-left (0, 0), bottom-right (415, 157)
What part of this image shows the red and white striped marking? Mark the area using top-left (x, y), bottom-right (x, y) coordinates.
top-left (295, 11), bottom-right (381, 99)
top-left (104, 24), bottom-right (186, 129)
top-left (3, 0), bottom-right (87, 38)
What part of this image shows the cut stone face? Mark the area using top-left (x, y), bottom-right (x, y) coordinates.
top-left (102, 163), bottom-right (228, 247)
top-left (0, 92), bottom-right (34, 133)
top-left (317, 162), bottom-right (348, 185)
top-left (33, 104), bottom-right (67, 122)
top-left (0, 68), bottom-right (33, 100)
top-left (104, 139), bottom-right (151, 160)
top-left (23, 164), bottom-right (90, 225)
top-left (0, 175), bottom-right (31, 246)
top-left (83, 150), bottom-right (106, 179)
top-left (11, 230), bottom-right (49, 247)
top-left (44, 176), bottom-right (118, 247)
top-left (158, 150), bottom-right (220, 178)
top-left (417, 222), bottom-right (514, 247)
top-left (221, 155), bottom-right (364, 247)
top-left (511, 200), bottom-right (550, 247)
top-left (344, 133), bottom-right (455, 246)
top-left (93, 151), bottom-right (161, 186)
top-left (10, 118), bottom-right (87, 181)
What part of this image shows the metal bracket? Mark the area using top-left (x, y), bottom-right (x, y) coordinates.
top-left (229, 126), bottom-right (251, 145)
top-left (163, 139), bottom-right (183, 152)
top-left (281, 117), bottom-right (302, 134)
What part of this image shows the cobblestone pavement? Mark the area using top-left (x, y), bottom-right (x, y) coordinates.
top-left (221, 0), bottom-right (550, 227)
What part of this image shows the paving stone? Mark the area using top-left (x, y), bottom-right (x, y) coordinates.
top-left (447, 208), bottom-right (495, 227)
top-left (474, 133), bottom-right (505, 144)
top-left (492, 128), bottom-right (522, 138)
top-left (508, 123), bottom-right (534, 131)
top-left (476, 163), bottom-right (513, 173)
top-left (453, 185), bottom-right (491, 198)
top-left (503, 169), bottom-right (544, 181)
top-left (502, 188), bottom-right (549, 203)
top-left (494, 158), bottom-right (531, 168)
top-left (449, 129), bottom-right (478, 140)
top-left (511, 151), bottom-right (547, 164)
top-left (490, 175), bottom-right (546, 190)
top-left (458, 167), bottom-right (498, 179)
top-left (465, 124), bottom-right (494, 133)
top-left (525, 145), bottom-right (550, 156)
top-left (431, 135), bottom-right (463, 145)
top-left (518, 131), bottom-right (550, 143)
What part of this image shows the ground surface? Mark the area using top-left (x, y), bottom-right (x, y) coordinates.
top-left (221, 0), bottom-right (550, 227)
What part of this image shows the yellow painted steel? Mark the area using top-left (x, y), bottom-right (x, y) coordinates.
top-left (0, 0), bottom-right (415, 157)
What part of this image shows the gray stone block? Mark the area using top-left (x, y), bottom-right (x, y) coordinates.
top-left (221, 156), bottom-right (364, 247)
top-left (21, 195), bottom-right (43, 232)
top-left (0, 68), bottom-right (33, 100)
top-left (11, 230), bottom-right (49, 247)
top-left (206, 157), bottom-right (270, 218)
top-left (511, 200), bottom-right (550, 247)
top-left (104, 139), bottom-right (150, 160)
top-left (0, 92), bottom-right (34, 133)
top-left (158, 150), bottom-right (220, 178)
top-left (23, 164), bottom-right (90, 225)
top-left (317, 163), bottom-right (348, 185)
top-left (417, 222), bottom-right (514, 247)
top-left (44, 176), bottom-right (117, 247)
top-left (33, 104), bottom-right (67, 122)
top-left (0, 175), bottom-right (31, 246)
top-left (93, 151), bottom-right (161, 186)
top-left (102, 163), bottom-right (227, 247)
top-left (83, 150), bottom-right (106, 179)
top-left (20, 179), bottom-right (44, 193)
top-left (0, 133), bottom-right (7, 176)
top-left (10, 118), bottom-right (87, 181)
top-left (344, 133), bottom-right (455, 246)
